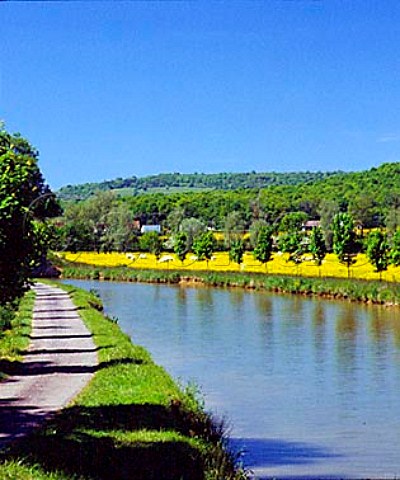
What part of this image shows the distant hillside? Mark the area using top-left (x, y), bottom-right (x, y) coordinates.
top-left (57, 170), bottom-right (342, 201)
top-left (112, 162), bottom-right (399, 229)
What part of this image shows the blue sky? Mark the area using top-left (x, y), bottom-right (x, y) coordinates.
top-left (1, 1), bottom-right (400, 189)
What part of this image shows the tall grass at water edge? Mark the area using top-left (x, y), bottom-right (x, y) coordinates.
top-left (62, 264), bottom-right (400, 306)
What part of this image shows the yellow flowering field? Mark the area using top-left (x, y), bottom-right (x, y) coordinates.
top-left (61, 251), bottom-right (400, 283)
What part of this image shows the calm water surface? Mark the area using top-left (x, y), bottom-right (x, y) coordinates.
top-left (65, 280), bottom-right (400, 479)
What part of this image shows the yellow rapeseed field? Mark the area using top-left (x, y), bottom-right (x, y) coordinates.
top-left (62, 251), bottom-right (400, 283)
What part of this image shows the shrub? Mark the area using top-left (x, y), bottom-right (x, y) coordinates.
top-left (0, 305), bottom-right (15, 332)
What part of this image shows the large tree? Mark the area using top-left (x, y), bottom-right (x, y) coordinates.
top-left (0, 127), bottom-right (59, 303)
top-left (317, 199), bottom-right (339, 251)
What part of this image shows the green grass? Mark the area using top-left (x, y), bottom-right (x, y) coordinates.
top-left (0, 283), bottom-right (246, 480)
top-left (0, 291), bottom-right (34, 380)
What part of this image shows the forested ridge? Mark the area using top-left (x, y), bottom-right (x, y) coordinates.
top-left (111, 162), bottom-right (400, 228)
top-left (58, 170), bottom-right (342, 200)
top-left (58, 163), bottom-right (400, 226)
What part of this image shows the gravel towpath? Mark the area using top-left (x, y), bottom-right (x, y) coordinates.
top-left (0, 283), bottom-right (98, 449)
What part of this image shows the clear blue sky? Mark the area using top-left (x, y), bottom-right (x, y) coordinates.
top-left (1, 1), bottom-right (400, 189)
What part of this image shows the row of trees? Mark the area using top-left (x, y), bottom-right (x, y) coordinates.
top-left (0, 126), bottom-right (59, 306)
top-left (58, 193), bottom-right (400, 277)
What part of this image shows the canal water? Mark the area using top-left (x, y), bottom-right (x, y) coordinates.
top-left (64, 280), bottom-right (400, 479)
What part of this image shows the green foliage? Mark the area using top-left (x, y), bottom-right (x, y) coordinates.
top-left (58, 162), bottom-right (400, 248)
top-left (366, 230), bottom-right (389, 274)
top-left (0, 127), bottom-right (59, 303)
top-left (253, 226), bottom-right (273, 269)
top-left (101, 203), bottom-right (138, 252)
top-left (279, 212), bottom-right (308, 233)
top-left (59, 191), bottom-right (117, 252)
top-left (166, 206), bottom-right (185, 233)
top-left (139, 231), bottom-right (162, 258)
top-left (224, 211), bottom-right (245, 249)
top-left (348, 193), bottom-right (378, 229)
top-left (278, 231), bottom-right (305, 264)
top-left (174, 231), bottom-right (188, 263)
top-left (0, 305), bottom-right (14, 332)
top-left (309, 227), bottom-right (327, 266)
top-left (390, 229), bottom-right (400, 266)
top-left (249, 219), bottom-right (269, 248)
top-left (192, 231), bottom-right (215, 264)
top-left (332, 213), bottom-right (358, 273)
top-left (317, 199), bottom-right (339, 251)
top-left (0, 291), bottom-right (34, 378)
top-left (385, 207), bottom-right (400, 234)
top-left (57, 170), bottom-right (341, 201)
top-left (179, 217), bottom-right (206, 250)
top-left (229, 239), bottom-right (244, 266)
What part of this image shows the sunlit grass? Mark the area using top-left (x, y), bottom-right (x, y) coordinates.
top-left (0, 291), bottom-right (34, 379)
top-left (61, 251), bottom-right (400, 283)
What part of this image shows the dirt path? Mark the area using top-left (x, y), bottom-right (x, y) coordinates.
top-left (0, 283), bottom-right (98, 449)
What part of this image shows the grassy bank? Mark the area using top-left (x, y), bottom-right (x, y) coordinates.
top-left (61, 263), bottom-right (400, 306)
top-left (0, 291), bottom-right (35, 380)
top-left (0, 283), bottom-right (247, 480)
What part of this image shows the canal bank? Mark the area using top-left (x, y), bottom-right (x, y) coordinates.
top-left (0, 282), bottom-right (247, 480)
top-left (64, 279), bottom-right (400, 479)
top-left (61, 263), bottom-right (400, 307)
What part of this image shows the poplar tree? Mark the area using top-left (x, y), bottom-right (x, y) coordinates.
top-left (309, 227), bottom-right (327, 266)
top-left (253, 226), bottom-right (273, 271)
top-left (192, 231), bottom-right (215, 266)
top-left (366, 230), bottom-right (389, 279)
top-left (332, 213), bottom-right (358, 277)
top-left (174, 231), bottom-right (188, 264)
top-left (229, 239), bottom-right (244, 266)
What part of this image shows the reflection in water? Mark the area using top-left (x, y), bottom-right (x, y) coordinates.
top-left (230, 289), bottom-right (245, 308)
top-left (176, 287), bottom-right (188, 309)
top-left (254, 294), bottom-right (273, 318)
top-left (336, 306), bottom-right (358, 341)
top-left (195, 287), bottom-right (213, 310)
top-left (254, 295), bottom-right (275, 370)
top-left (64, 280), bottom-right (400, 479)
top-left (391, 314), bottom-right (400, 349)
top-left (369, 307), bottom-right (390, 345)
top-left (312, 302), bottom-right (327, 375)
top-left (335, 307), bottom-right (359, 397)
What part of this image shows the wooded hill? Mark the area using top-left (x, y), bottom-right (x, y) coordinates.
top-left (58, 170), bottom-right (341, 200)
top-left (58, 162), bottom-right (400, 232)
top-left (116, 162), bottom-right (399, 229)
